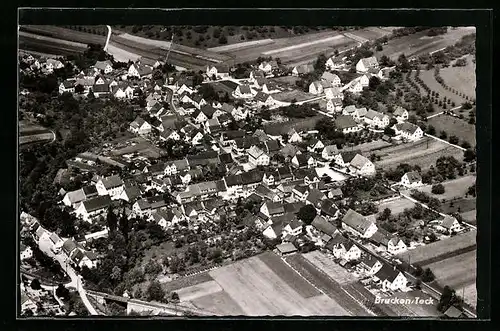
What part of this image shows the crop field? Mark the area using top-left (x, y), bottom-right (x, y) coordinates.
top-left (425, 250), bottom-right (477, 308)
top-left (427, 115), bottom-right (476, 146)
top-left (264, 115), bottom-right (324, 136)
top-left (374, 27), bottom-right (476, 61)
top-left (409, 175), bottom-right (476, 201)
top-left (19, 32), bottom-right (87, 56)
top-left (19, 121), bottom-right (54, 146)
top-left (420, 69), bottom-right (469, 106)
top-left (284, 254), bottom-right (372, 316)
top-left (397, 230), bottom-right (476, 265)
top-left (106, 43), bottom-right (141, 62)
top-left (208, 38), bottom-right (275, 52)
top-left (301, 251), bottom-right (358, 285)
top-left (20, 25), bottom-right (106, 45)
top-left (346, 27), bottom-right (393, 41)
top-left (374, 138), bottom-right (464, 170)
top-left (440, 55), bottom-right (476, 98)
top-left (376, 197), bottom-right (416, 215)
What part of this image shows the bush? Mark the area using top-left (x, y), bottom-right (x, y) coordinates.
top-left (431, 183), bottom-right (445, 194)
top-left (448, 135), bottom-right (459, 145)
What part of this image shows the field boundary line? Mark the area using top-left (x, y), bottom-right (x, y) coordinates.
top-left (423, 133), bottom-right (466, 151)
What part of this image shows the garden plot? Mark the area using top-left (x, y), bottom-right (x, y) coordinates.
top-left (302, 251), bottom-right (358, 285)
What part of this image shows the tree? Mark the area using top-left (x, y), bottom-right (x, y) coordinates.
top-left (106, 207), bottom-right (118, 232)
top-left (377, 208), bottom-right (392, 221)
top-left (146, 280), bottom-right (166, 302)
top-left (463, 148), bottom-right (476, 162)
top-left (448, 135), bottom-right (459, 145)
top-left (218, 35), bottom-right (228, 44)
top-left (56, 284), bottom-right (70, 299)
top-left (413, 264), bottom-right (423, 277)
top-left (437, 285), bottom-right (459, 312)
top-left (431, 183), bottom-right (445, 194)
top-left (369, 76), bottom-right (381, 90)
top-left (384, 127), bottom-right (396, 136)
top-left (376, 44), bottom-right (383, 51)
top-left (313, 54), bottom-right (327, 72)
top-left (439, 130), bottom-right (448, 139)
top-left (75, 84), bottom-right (85, 94)
top-left (426, 125), bottom-right (436, 135)
top-left (170, 291), bottom-right (180, 302)
top-left (30, 278), bottom-right (41, 290)
top-left (296, 204), bottom-right (317, 225)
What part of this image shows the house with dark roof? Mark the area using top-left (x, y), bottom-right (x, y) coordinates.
top-left (305, 188), bottom-right (327, 208)
top-left (292, 153), bottom-right (316, 169)
top-left (254, 91), bottom-right (275, 107)
top-left (393, 122), bottom-right (424, 141)
top-left (327, 187), bottom-right (343, 200)
top-left (373, 263), bottom-right (408, 291)
top-left (341, 209), bottom-right (378, 238)
top-left (359, 254), bottom-right (383, 275)
top-left (260, 201), bottom-right (285, 218)
top-left (96, 175), bottom-right (125, 199)
top-left (311, 215), bottom-right (337, 236)
top-left (393, 106), bottom-right (409, 122)
top-left (325, 233), bottom-right (361, 261)
top-left (254, 184), bottom-right (283, 203)
top-left (334, 150), bottom-right (361, 168)
top-left (292, 184), bottom-right (309, 201)
top-left (275, 242), bottom-right (298, 256)
top-left (356, 56), bottom-right (379, 72)
top-left (233, 84), bottom-right (255, 98)
top-left (117, 185), bottom-right (142, 203)
top-left (436, 215), bottom-right (462, 235)
top-left (130, 116), bottom-right (152, 135)
top-left (320, 199), bottom-right (341, 219)
top-left (400, 171), bottom-right (423, 188)
top-left (75, 195), bottom-right (113, 222)
top-left (335, 115), bottom-right (361, 134)
top-left (368, 228), bottom-right (392, 250)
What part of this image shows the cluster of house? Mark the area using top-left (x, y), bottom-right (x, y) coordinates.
top-left (19, 52), bottom-right (65, 74)
top-left (20, 279), bottom-right (65, 316)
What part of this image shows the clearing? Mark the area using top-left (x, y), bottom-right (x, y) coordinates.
top-left (424, 250), bottom-right (477, 308)
top-left (427, 115), bottom-right (476, 146)
top-left (397, 230), bottom-right (476, 265)
top-left (376, 197), bottom-right (416, 215)
top-left (374, 138), bottom-right (464, 171)
top-left (408, 175), bottom-right (476, 201)
top-left (440, 54), bottom-right (476, 99)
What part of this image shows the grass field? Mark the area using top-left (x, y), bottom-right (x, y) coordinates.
top-left (284, 254), bottom-right (372, 316)
top-left (420, 70), bottom-right (467, 107)
top-left (20, 25), bottom-right (106, 45)
top-left (460, 209), bottom-right (476, 224)
top-left (425, 250), bottom-right (477, 308)
top-left (440, 54), bottom-right (476, 99)
top-left (397, 230), bottom-right (476, 265)
top-left (264, 115), bottom-right (324, 136)
top-left (376, 197), bottom-right (416, 215)
top-left (441, 198), bottom-right (476, 215)
top-left (409, 175), bottom-right (476, 201)
top-left (19, 33), bottom-right (87, 56)
top-left (301, 251), bottom-right (358, 285)
top-left (374, 138), bottom-right (464, 170)
top-left (272, 90), bottom-right (315, 102)
top-left (427, 115), bottom-right (476, 146)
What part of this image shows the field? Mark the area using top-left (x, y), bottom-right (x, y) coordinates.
top-left (19, 32), bottom-right (87, 56)
top-left (284, 254), bottom-right (372, 316)
top-left (376, 197), bottom-right (416, 215)
top-left (301, 251), bottom-right (358, 285)
top-left (345, 139), bottom-right (392, 154)
top-left (208, 38), bottom-right (275, 52)
top-left (271, 90), bottom-right (315, 103)
top-left (426, 115), bottom-right (476, 146)
top-left (460, 210), bottom-right (476, 224)
top-left (374, 137), bottom-right (464, 170)
top-left (440, 54), bottom-right (476, 99)
top-left (374, 27), bottom-right (476, 61)
top-left (345, 27), bottom-right (393, 41)
top-left (424, 250), bottom-right (477, 308)
top-left (264, 115), bottom-right (324, 136)
top-left (420, 70), bottom-right (468, 107)
top-left (20, 25), bottom-right (106, 45)
top-left (442, 198), bottom-right (476, 215)
top-left (397, 230), bottom-right (476, 265)
top-left (19, 120), bottom-right (54, 146)
top-left (106, 43), bottom-right (141, 62)
top-left (409, 175), bottom-right (476, 201)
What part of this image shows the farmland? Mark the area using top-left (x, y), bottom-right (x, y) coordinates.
top-left (374, 27), bottom-right (476, 61)
top-left (440, 55), bottom-right (476, 98)
top-left (424, 250), bottom-right (477, 308)
top-left (20, 25), bottom-right (106, 45)
top-left (420, 70), bottom-right (469, 106)
top-left (264, 115), bottom-right (324, 136)
top-left (426, 115), bottom-right (476, 146)
top-left (374, 137), bottom-right (464, 170)
top-left (19, 120), bottom-right (54, 146)
top-left (397, 230), bottom-right (476, 265)
top-left (409, 175), bottom-right (476, 201)
top-left (284, 254), bottom-right (372, 316)
top-left (19, 32), bottom-right (87, 56)
top-left (376, 197), bottom-right (416, 215)
top-left (460, 210), bottom-right (476, 224)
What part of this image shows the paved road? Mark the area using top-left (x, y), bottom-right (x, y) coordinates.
top-left (38, 238), bottom-right (99, 315)
top-left (104, 25), bottom-right (112, 51)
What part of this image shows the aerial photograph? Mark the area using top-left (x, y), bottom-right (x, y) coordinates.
top-left (18, 24), bottom-right (477, 318)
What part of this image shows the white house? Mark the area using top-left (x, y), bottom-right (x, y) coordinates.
top-left (291, 64), bottom-right (314, 76)
top-left (94, 60), bottom-right (113, 74)
top-left (321, 145), bottom-right (339, 161)
top-left (62, 189), bottom-right (86, 208)
top-left (321, 71), bottom-right (342, 87)
top-left (400, 171), bottom-right (423, 188)
top-left (74, 195), bottom-right (112, 222)
top-left (95, 175), bottom-right (125, 200)
top-left (129, 116), bottom-right (152, 135)
top-left (258, 60), bottom-right (278, 74)
top-left (349, 154), bottom-right (376, 176)
top-left (374, 263), bottom-right (408, 292)
top-left (309, 81), bottom-right (324, 95)
top-left (247, 146), bottom-right (270, 166)
top-left (233, 84), bottom-right (255, 98)
top-left (324, 87), bottom-right (344, 100)
top-left (334, 115), bottom-right (362, 134)
top-left (20, 243), bottom-right (33, 260)
top-left (206, 65), bottom-right (230, 79)
top-left (59, 80), bottom-right (75, 94)
top-left (437, 215), bottom-right (462, 234)
top-left (346, 79), bottom-right (363, 93)
top-left (360, 255), bottom-right (383, 275)
top-left (292, 154), bottom-right (316, 169)
top-left (306, 138), bottom-right (325, 153)
top-left (356, 56), bottom-right (379, 72)
top-left (393, 122), bottom-right (424, 141)
top-left (341, 209), bottom-right (378, 238)
top-left (387, 237), bottom-right (408, 255)
top-left (359, 74), bottom-right (370, 87)
top-left (393, 106), bottom-right (409, 122)
top-left (326, 234), bottom-right (362, 261)
top-left (363, 109), bottom-right (390, 128)
top-left (325, 57), bottom-right (344, 71)
top-left (288, 128), bottom-right (302, 143)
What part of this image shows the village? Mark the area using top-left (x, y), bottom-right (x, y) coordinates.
top-left (19, 25), bottom-right (477, 318)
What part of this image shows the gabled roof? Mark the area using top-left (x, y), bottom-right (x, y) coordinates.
top-left (369, 228), bottom-right (392, 246)
top-left (101, 175), bottom-right (124, 189)
top-left (374, 263), bottom-right (402, 283)
top-left (280, 144), bottom-right (300, 158)
top-left (349, 154), bottom-right (371, 170)
top-left (64, 189), bottom-right (85, 204)
top-left (250, 70), bottom-right (265, 78)
top-left (364, 109), bottom-right (386, 120)
top-left (283, 201), bottom-right (305, 214)
top-left (342, 209), bottom-right (375, 234)
top-left (311, 215), bottom-right (337, 236)
top-left (92, 84), bottom-right (110, 93)
top-left (94, 60), bottom-right (113, 70)
top-left (359, 56), bottom-right (379, 68)
top-left (306, 188), bottom-right (326, 205)
top-left (441, 215), bottom-right (459, 229)
top-left (221, 102), bottom-right (235, 114)
top-left (248, 145), bottom-right (266, 159)
top-left (293, 64), bottom-right (314, 74)
top-left (360, 254), bottom-right (381, 268)
top-left (123, 185), bottom-right (142, 201)
top-left (277, 166), bottom-right (293, 179)
top-left (265, 201), bottom-right (285, 215)
top-left (323, 145), bottom-right (339, 157)
top-left (394, 122), bottom-right (420, 134)
top-left (237, 84), bottom-right (252, 94)
top-left (339, 150), bottom-right (360, 163)
top-left (218, 153), bottom-right (233, 164)
top-left (321, 71), bottom-right (340, 83)
top-left (404, 171), bottom-right (422, 184)
top-left (394, 106), bottom-right (408, 116)
top-left (293, 184), bottom-right (309, 195)
top-left (82, 195), bottom-right (112, 213)
top-left (130, 116), bottom-right (146, 128)
top-left (62, 239), bottom-right (77, 255)
top-left (82, 185), bottom-right (97, 197)
top-left (254, 91), bottom-right (271, 102)
top-left (320, 199), bottom-right (339, 217)
top-left (264, 139), bottom-right (281, 153)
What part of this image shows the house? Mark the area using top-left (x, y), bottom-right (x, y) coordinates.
top-left (334, 150), bottom-right (360, 168)
top-left (387, 236), bottom-right (408, 255)
top-left (118, 185), bottom-right (142, 203)
top-left (342, 209), bottom-right (378, 238)
top-left (373, 263), bottom-right (408, 291)
top-left (292, 184), bottom-right (309, 201)
top-left (260, 201), bottom-right (285, 218)
top-left (160, 129), bottom-right (181, 141)
top-left (20, 243), bottom-right (33, 260)
top-left (133, 199), bottom-right (152, 216)
top-left (206, 65), bottom-right (230, 79)
top-left (288, 128), bottom-right (302, 143)
top-left (94, 60), bottom-right (113, 74)
top-left (356, 56), bottom-right (379, 72)
top-left (71, 249), bottom-right (98, 269)
top-left (129, 116), bottom-right (152, 135)
top-left (324, 87), bottom-right (344, 100)
top-left (324, 98), bottom-right (343, 113)
top-left (128, 63), bottom-right (153, 78)
top-left (262, 81), bottom-right (280, 94)
top-left (75, 195), bottom-right (112, 222)
top-left (62, 189), bottom-right (86, 208)
top-left (327, 188), bottom-right (343, 200)
top-left (280, 143), bottom-right (301, 160)
top-left (326, 233), bottom-right (362, 261)
top-left (325, 57), bottom-right (344, 70)
top-left (349, 154), bottom-right (376, 176)
top-left (254, 92), bottom-right (275, 108)
top-left (322, 145), bottom-right (339, 161)
top-left (96, 175), bottom-right (125, 199)
top-left (45, 58), bottom-right (64, 72)
top-left (363, 109), bottom-right (390, 128)
top-left (306, 138), bottom-right (325, 153)
top-left (249, 70), bottom-right (265, 83)
top-left (319, 71), bottom-right (340, 86)
top-left (34, 225), bottom-right (50, 242)
top-left (59, 80), bottom-right (75, 94)
top-left (305, 188), bottom-right (326, 208)
top-left (368, 228), bottom-right (392, 251)
top-left (94, 75), bottom-right (107, 85)
top-left (282, 217), bottom-right (303, 236)
top-left (255, 184), bottom-right (282, 203)
top-left (311, 215), bottom-right (337, 236)
top-left (292, 64), bottom-right (314, 76)
top-left (309, 81), bottom-right (324, 95)
top-left (393, 122), bottom-right (424, 141)
top-left (233, 84), bottom-right (255, 98)
top-left (263, 140), bottom-right (281, 154)
top-left (394, 106), bottom-right (409, 122)
top-left (400, 171), bottom-right (423, 188)
top-left (275, 242), bottom-right (298, 256)
top-left (258, 60), bottom-right (278, 74)
top-left (345, 79), bottom-right (364, 93)
top-left (292, 154), bottom-right (316, 169)
top-left (359, 254), bottom-right (383, 275)
top-left (247, 146), bottom-right (270, 166)
top-left (438, 215), bottom-right (462, 234)
top-left (334, 115), bottom-right (361, 134)
top-left (231, 106), bottom-right (249, 121)
top-left (138, 56), bottom-right (163, 68)
top-left (204, 118), bottom-right (221, 135)
top-left (91, 83), bottom-right (110, 98)
top-left (320, 199), bottom-right (341, 219)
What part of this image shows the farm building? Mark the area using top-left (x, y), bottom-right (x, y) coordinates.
top-left (275, 242), bottom-right (298, 256)
top-left (75, 195), bottom-right (113, 223)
